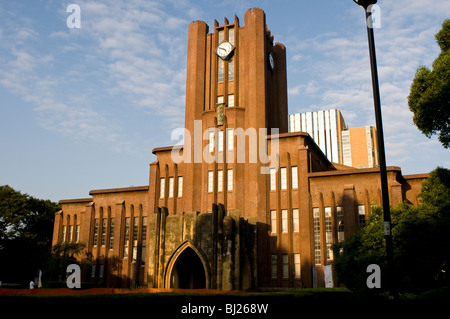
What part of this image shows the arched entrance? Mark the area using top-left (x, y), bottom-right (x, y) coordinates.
top-left (165, 242), bottom-right (209, 289)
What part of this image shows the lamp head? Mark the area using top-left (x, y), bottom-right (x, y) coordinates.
top-left (353, 0), bottom-right (377, 9)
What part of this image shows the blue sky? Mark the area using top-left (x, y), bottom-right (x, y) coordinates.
top-left (0, 0), bottom-right (449, 202)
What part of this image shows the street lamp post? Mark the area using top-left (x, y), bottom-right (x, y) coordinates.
top-left (353, 0), bottom-right (396, 298)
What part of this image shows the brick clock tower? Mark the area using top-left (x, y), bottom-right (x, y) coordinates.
top-left (148, 7), bottom-right (289, 289)
top-left (53, 7), bottom-right (427, 290)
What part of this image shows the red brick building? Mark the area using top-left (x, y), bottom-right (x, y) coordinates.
top-left (52, 8), bottom-right (427, 289)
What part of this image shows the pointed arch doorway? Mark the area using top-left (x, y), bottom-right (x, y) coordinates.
top-left (165, 242), bottom-right (209, 289)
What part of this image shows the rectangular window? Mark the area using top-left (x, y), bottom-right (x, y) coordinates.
top-left (69, 225), bottom-right (73, 242)
top-left (271, 254), bottom-right (278, 279)
top-left (325, 207), bottom-right (333, 260)
top-left (228, 94), bottom-right (234, 107)
top-left (99, 264), bottom-right (104, 278)
top-left (228, 58), bottom-right (234, 81)
top-left (101, 218), bottom-right (107, 246)
top-left (168, 177), bottom-right (174, 198)
top-left (62, 225), bottom-right (67, 242)
top-left (218, 58), bottom-right (224, 83)
top-left (313, 208), bottom-right (321, 265)
top-left (209, 130), bottom-right (215, 153)
top-left (132, 217), bottom-right (138, 260)
top-left (294, 254), bottom-right (301, 278)
top-left (218, 29), bottom-right (225, 83)
top-left (282, 254), bottom-right (289, 279)
top-left (269, 168), bottom-right (276, 190)
top-left (218, 130), bottom-right (223, 152)
top-left (75, 225), bottom-right (80, 243)
top-left (227, 128), bottom-right (234, 150)
top-left (141, 217), bottom-right (147, 266)
top-left (358, 205), bottom-right (366, 227)
top-left (281, 209), bottom-right (288, 233)
top-left (124, 217), bottom-right (130, 258)
top-left (93, 219), bottom-right (99, 246)
top-left (280, 167), bottom-right (287, 190)
top-left (91, 263), bottom-right (96, 278)
top-left (336, 206), bottom-right (344, 242)
top-left (293, 208), bottom-right (299, 232)
top-left (208, 170), bottom-right (214, 193)
top-left (218, 170), bottom-right (223, 192)
top-left (109, 218), bottom-right (115, 250)
top-left (270, 210), bottom-right (277, 234)
top-left (160, 178), bottom-right (165, 198)
top-left (228, 28), bottom-right (234, 45)
top-left (178, 176), bottom-right (183, 197)
top-left (291, 166), bottom-right (298, 189)
top-left (217, 95), bottom-right (224, 104)
top-left (227, 169), bottom-right (233, 191)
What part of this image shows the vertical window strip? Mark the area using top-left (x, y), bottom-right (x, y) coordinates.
top-left (227, 128), bottom-right (234, 150)
top-left (178, 176), bottom-right (183, 197)
top-left (228, 57), bottom-right (234, 81)
top-left (101, 218), bottom-right (107, 246)
top-left (75, 225), bottom-right (80, 243)
top-left (209, 130), bottom-right (215, 153)
top-left (124, 217), bottom-right (130, 258)
top-left (228, 94), bottom-right (234, 107)
top-left (208, 171), bottom-right (214, 192)
top-left (109, 218), bottom-right (115, 250)
top-left (93, 219), bottom-right (99, 246)
top-left (218, 58), bottom-right (224, 82)
top-left (281, 209), bottom-right (288, 233)
top-left (62, 225), bottom-right (66, 243)
top-left (358, 205), bottom-right (366, 227)
top-left (270, 210), bottom-right (277, 234)
top-left (313, 208), bottom-right (321, 265)
top-left (141, 217), bottom-right (147, 266)
top-left (168, 177), bottom-right (174, 198)
top-left (282, 254), bottom-right (289, 279)
top-left (132, 217), bottom-right (138, 260)
top-left (293, 208), bottom-right (299, 232)
top-left (291, 166), bottom-right (298, 189)
top-left (218, 130), bottom-right (223, 152)
top-left (294, 254), bottom-right (301, 278)
top-left (336, 206), bottom-right (344, 242)
top-left (269, 168), bottom-right (276, 190)
top-left (227, 169), bottom-right (233, 191)
top-left (160, 178), bottom-right (165, 198)
top-left (271, 254), bottom-right (278, 279)
top-left (218, 170), bottom-right (223, 192)
top-left (280, 167), bottom-right (287, 190)
top-left (325, 207), bottom-right (333, 260)
top-left (69, 225), bottom-right (73, 242)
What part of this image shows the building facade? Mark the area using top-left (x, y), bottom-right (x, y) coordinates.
top-left (342, 126), bottom-right (379, 168)
top-left (289, 110), bottom-right (379, 169)
top-left (288, 109), bottom-right (347, 164)
top-left (52, 8), bottom-right (426, 290)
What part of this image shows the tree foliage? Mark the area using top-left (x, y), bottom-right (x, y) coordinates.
top-left (408, 19), bottom-right (450, 148)
top-left (0, 185), bottom-right (60, 284)
top-left (333, 167), bottom-right (450, 294)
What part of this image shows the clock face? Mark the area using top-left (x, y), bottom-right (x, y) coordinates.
top-left (268, 52), bottom-right (275, 71)
top-left (216, 41), bottom-right (235, 60)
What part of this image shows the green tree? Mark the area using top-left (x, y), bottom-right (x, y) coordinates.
top-left (333, 167), bottom-right (450, 294)
top-left (408, 19), bottom-right (450, 148)
top-left (0, 185), bottom-right (60, 284)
